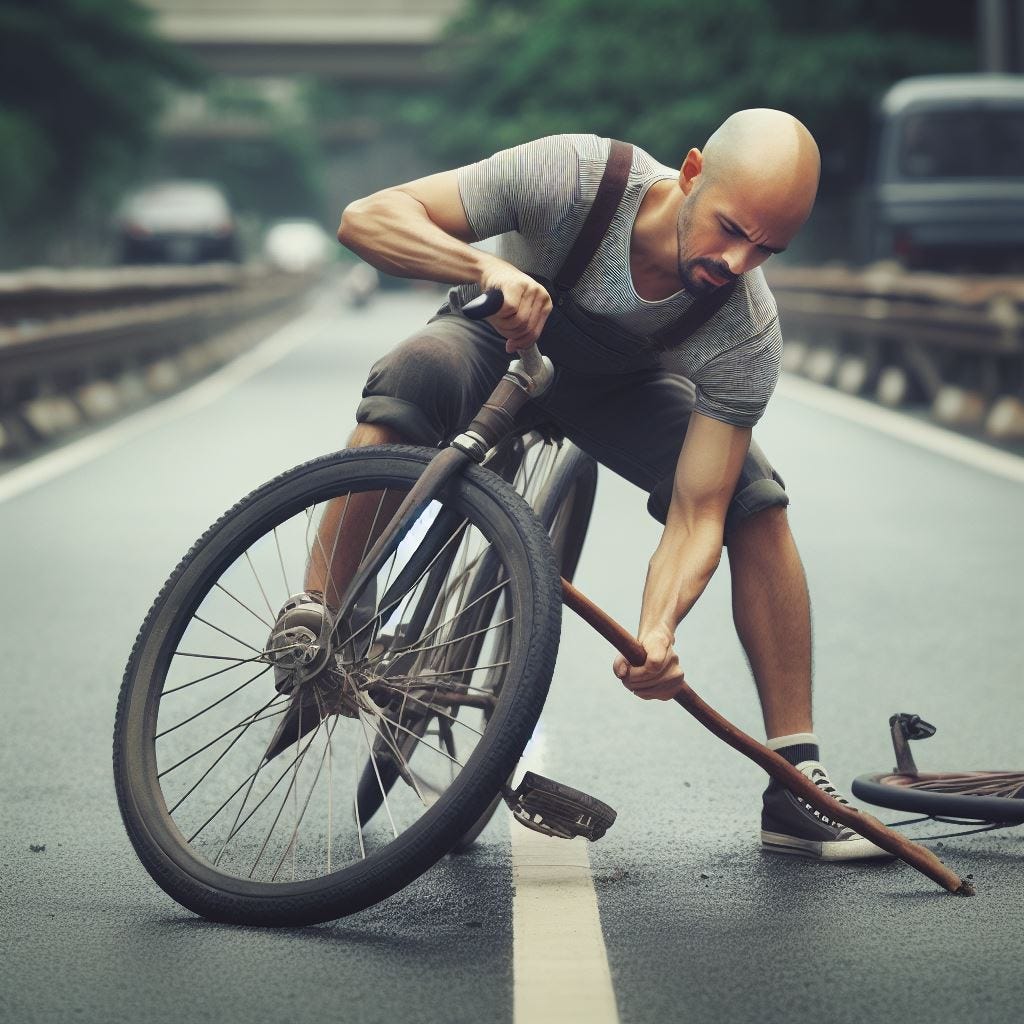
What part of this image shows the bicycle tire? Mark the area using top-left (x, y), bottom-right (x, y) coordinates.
top-left (113, 445), bottom-right (561, 926)
top-left (852, 771), bottom-right (1024, 824)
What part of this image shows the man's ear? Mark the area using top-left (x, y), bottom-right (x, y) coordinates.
top-left (679, 148), bottom-right (703, 195)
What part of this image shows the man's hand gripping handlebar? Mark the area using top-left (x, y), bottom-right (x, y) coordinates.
top-left (451, 289), bottom-right (555, 462)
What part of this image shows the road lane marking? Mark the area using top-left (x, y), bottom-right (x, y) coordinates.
top-left (778, 375), bottom-right (1024, 484)
top-left (0, 303), bottom-right (326, 506)
top-left (510, 735), bottom-right (619, 1024)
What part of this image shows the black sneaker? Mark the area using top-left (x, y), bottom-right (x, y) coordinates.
top-left (761, 760), bottom-right (893, 861)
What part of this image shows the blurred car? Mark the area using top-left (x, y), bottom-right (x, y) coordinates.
top-left (116, 180), bottom-right (240, 264)
top-left (262, 218), bottom-right (333, 272)
top-left (865, 74), bottom-right (1024, 271)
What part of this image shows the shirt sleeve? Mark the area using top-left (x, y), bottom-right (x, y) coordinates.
top-left (691, 318), bottom-right (783, 428)
top-left (456, 135), bottom-right (583, 241)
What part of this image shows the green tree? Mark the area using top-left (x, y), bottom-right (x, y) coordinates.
top-left (408, 0), bottom-right (974, 191)
top-left (0, 0), bottom-right (195, 232)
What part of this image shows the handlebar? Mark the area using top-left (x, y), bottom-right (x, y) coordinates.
top-left (461, 289), bottom-right (549, 389)
top-left (461, 289), bottom-right (505, 320)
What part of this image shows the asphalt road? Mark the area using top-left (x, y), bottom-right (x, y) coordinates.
top-left (2, 286), bottom-right (1022, 1024)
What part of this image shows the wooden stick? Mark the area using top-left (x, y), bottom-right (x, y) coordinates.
top-left (559, 577), bottom-right (975, 897)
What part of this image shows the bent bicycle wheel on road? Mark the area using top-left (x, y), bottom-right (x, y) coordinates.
top-left (114, 446), bottom-right (561, 926)
top-left (852, 771), bottom-right (1024, 824)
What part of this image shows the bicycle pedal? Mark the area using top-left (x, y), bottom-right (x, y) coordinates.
top-left (504, 771), bottom-right (617, 842)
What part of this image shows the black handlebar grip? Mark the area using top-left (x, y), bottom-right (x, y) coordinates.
top-left (462, 289), bottom-right (504, 320)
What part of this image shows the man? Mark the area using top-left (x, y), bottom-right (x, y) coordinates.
top-left (325, 108), bottom-right (887, 860)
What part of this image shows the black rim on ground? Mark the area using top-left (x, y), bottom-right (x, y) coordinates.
top-left (114, 446), bottom-right (561, 924)
top-left (852, 771), bottom-right (1024, 824)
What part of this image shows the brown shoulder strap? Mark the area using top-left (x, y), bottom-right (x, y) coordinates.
top-left (553, 139), bottom-right (633, 291)
top-left (649, 279), bottom-right (738, 349)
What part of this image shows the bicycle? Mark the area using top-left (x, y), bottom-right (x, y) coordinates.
top-left (114, 291), bottom-right (973, 928)
top-left (852, 713), bottom-right (1024, 836)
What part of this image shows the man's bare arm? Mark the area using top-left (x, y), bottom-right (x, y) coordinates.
top-left (338, 171), bottom-right (483, 283)
top-left (337, 171), bottom-right (551, 347)
top-left (615, 413), bottom-right (752, 699)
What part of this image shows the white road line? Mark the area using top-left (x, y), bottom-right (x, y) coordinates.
top-left (511, 734), bottom-right (619, 1024)
top-left (777, 375), bottom-right (1024, 484)
top-left (0, 303), bottom-right (326, 506)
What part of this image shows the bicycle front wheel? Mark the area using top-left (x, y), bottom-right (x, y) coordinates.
top-left (113, 446), bottom-right (561, 925)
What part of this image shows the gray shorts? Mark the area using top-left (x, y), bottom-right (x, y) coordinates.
top-left (356, 310), bottom-right (788, 536)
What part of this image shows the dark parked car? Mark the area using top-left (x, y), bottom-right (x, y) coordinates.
top-left (865, 74), bottom-right (1024, 271)
top-left (116, 180), bottom-right (240, 264)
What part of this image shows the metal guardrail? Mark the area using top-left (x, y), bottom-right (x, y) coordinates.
top-left (4, 262), bottom-right (1022, 456)
top-left (766, 265), bottom-right (1024, 440)
top-left (0, 264), bottom-right (318, 456)
top-left (0, 264), bottom-right (248, 328)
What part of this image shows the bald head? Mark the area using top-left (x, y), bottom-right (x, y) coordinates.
top-left (698, 108), bottom-right (820, 230)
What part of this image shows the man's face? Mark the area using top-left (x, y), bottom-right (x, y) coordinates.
top-left (675, 182), bottom-right (790, 296)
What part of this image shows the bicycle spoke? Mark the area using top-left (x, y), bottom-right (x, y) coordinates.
top-left (159, 692), bottom-right (288, 778)
top-left (336, 512), bottom-right (475, 652)
top-left (167, 701), bottom-right (280, 814)
top-left (373, 684), bottom-right (486, 739)
top-left (273, 526), bottom-right (291, 597)
top-left (155, 664), bottom-right (273, 739)
top-left (356, 705), bottom-right (428, 805)
top-left (207, 721), bottom-right (314, 854)
top-left (163, 654), bottom-right (271, 695)
top-left (208, 725), bottom-right (321, 861)
top-left (249, 716), bottom-right (325, 878)
top-left (245, 551), bottom-right (277, 622)
top-left (326, 717), bottom-right (334, 873)
top-left (388, 663), bottom-right (510, 687)
top-left (370, 708), bottom-right (466, 771)
top-left (352, 732), bottom-right (366, 860)
top-left (173, 651), bottom-right (267, 664)
top-left (357, 709), bottom-right (399, 837)
top-left (388, 578), bottom-right (509, 658)
top-left (396, 617), bottom-right (514, 662)
top-left (193, 614), bottom-right (264, 655)
top-left (214, 582), bottom-right (274, 629)
top-left (270, 716), bottom-right (336, 882)
top-left (190, 752), bottom-right (275, 847)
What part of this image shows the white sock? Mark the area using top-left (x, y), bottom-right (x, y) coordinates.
top-left (766, 732), bottom-right (819, 751)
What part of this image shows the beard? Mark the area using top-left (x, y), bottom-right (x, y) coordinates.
top-left (675, 201), bottom-right (735, 296)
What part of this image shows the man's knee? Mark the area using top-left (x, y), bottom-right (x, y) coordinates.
top-left (724, 497), bottom-right (792, 548)
top-left (357, 335), bottom-right (470, 446)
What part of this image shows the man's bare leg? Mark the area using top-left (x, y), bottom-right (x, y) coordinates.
top-left (305, 422), bottom-right (409, 608)
top-left (725, 507), bottom-right (814, 739)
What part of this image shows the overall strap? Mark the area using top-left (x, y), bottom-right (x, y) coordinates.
top-left (649, 278), bottom-right (738, 350)
top-left (553, 139), bottom-right (634, 291)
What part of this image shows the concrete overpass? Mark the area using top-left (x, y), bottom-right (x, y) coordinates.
top-left (143, 0), bottom-right (464, 80)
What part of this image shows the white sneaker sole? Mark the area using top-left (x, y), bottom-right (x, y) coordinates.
top-left (760, 830), bottom-right (895, 861)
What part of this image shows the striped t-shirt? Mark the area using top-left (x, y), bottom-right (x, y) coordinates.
top-left (452, 134), bottom-right (783, 427)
